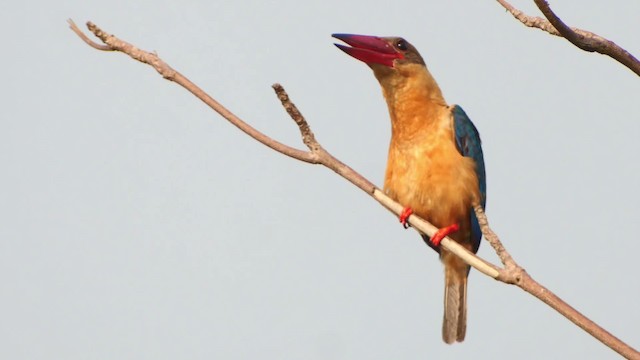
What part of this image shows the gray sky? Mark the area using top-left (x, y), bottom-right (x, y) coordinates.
top-left (2, 1), bottom-right (639, 359)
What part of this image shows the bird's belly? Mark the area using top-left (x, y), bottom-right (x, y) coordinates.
top-left (384, 148), bottom-right (479, 228)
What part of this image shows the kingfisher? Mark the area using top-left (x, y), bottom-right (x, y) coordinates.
top-left (333, 33), bottom-right (486, 344)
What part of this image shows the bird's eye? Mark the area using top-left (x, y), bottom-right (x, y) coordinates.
top-left (395, 39), bottom-right (408, 51)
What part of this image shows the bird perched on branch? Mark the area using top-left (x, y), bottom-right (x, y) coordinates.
top-left (332, 33), bottom-right (486, 344)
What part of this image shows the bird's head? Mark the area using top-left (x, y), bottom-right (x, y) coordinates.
top-left (332, 33), bottom-right (425, 74)
top-left (332, 33), bottom-right (443, 107)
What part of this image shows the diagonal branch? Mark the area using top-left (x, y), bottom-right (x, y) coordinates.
top-left (69, 20), bottom-right (640, 359)
top-left (495, 0), bottom-right (640, 76)
top-left (68, 20), bottom-right (316, 164)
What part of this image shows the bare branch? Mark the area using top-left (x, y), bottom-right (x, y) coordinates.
top-left (495, 0), bottom-right (640, 76)
top-left (270, 85), bottom-right (375, 193)
top-left (70, 20), bottom-right (640, 359)
top-left (75, 21), bottom-right (315, 163)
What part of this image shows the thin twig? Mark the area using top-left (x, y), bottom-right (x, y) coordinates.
top-left (272, 84), bottom-right (320, 152)
top-left (70, 20), bottom-right (640, 359)
top-left (473, 204), bottom-right (515, 269)
top-left (68, 19), bottom-right (112, 51)
top-left (495, 0), bottom-right (640, 76)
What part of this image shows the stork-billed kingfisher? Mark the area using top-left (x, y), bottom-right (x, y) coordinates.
top-left (332, 33), bottom-right (486, 344)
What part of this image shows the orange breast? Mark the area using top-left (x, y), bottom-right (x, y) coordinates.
top-left (383, 119), bottom-right (480, 231)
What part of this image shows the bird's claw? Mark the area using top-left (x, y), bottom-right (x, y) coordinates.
top-left (399, 207), bottom-right (413, 229)
top-left (430, 223), bottom-right (460, 247)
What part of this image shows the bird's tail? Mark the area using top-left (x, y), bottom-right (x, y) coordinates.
top-left (442, 261), bottom-right (469, 344)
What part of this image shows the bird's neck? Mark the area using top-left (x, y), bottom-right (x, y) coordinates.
top-left (374, 64), bottom-right (448, 141)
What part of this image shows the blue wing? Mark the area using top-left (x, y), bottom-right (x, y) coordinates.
top-left (452, 105), bottom-right (486, 253)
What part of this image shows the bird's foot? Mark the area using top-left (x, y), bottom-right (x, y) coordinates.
top-left (430, 223), bottom-right (460, 247)
top-left (399, 207), bottom-right (413, 229)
